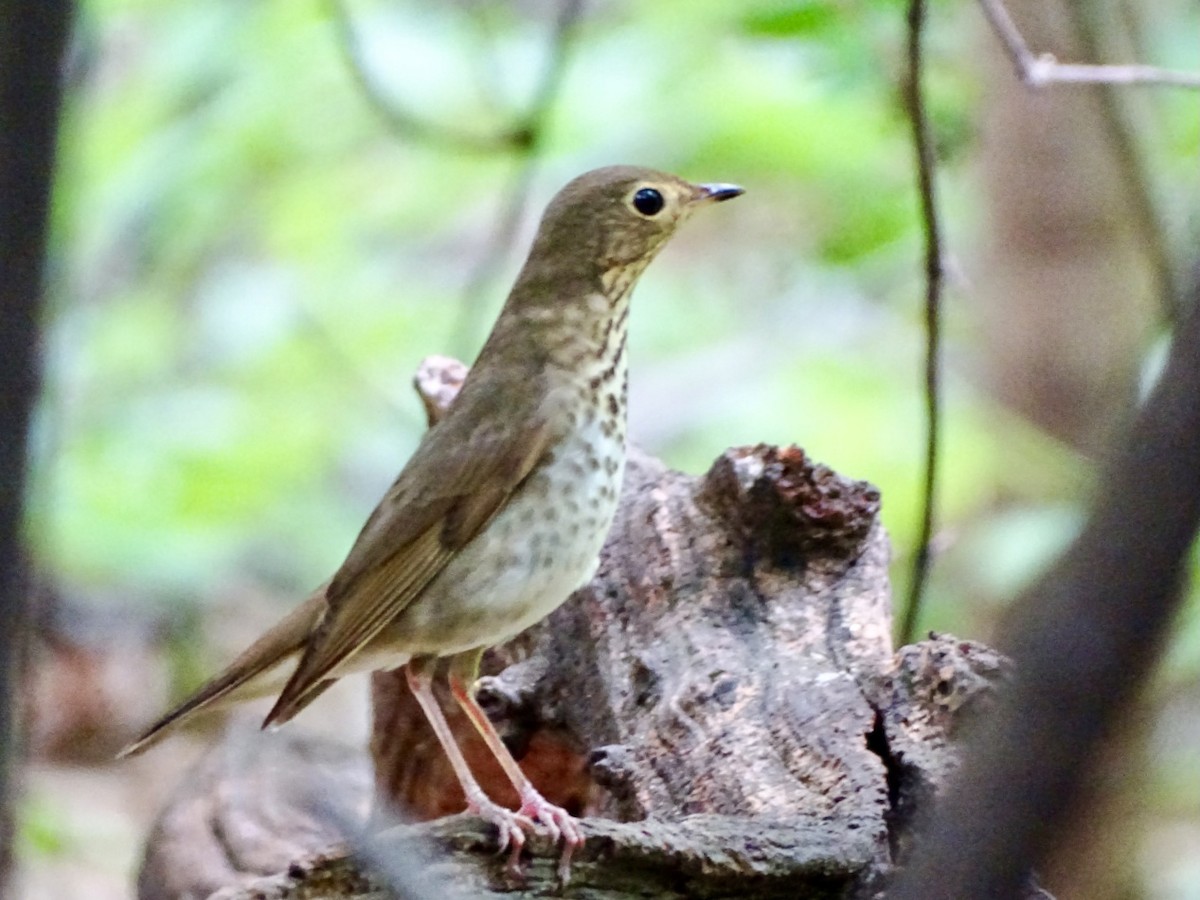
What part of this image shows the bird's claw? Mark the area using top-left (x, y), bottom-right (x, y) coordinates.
top-left (518, 790), bottom-right (584, 885)
top-left (468, 791), bottom-right (583, 884)
top-left (467, 797), bottom-right (534, 876)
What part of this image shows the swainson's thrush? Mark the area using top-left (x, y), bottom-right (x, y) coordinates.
top-left (120, 165), bottom-right (743, 875)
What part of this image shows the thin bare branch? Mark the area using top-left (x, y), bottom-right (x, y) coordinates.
top-left (524, 0), bottom-right (586, 135)
top-left (327, 0), bottom-right (529, 154)
top-left (449, 0), bottom-right (587, 352)
top-left (448, 157), bottom-right (539, 354)
top-left (899, 0), bottom-right (945, 646)
top-left (1067, 6), bottom-right (1182, 327)
top-left (977, 0), bottom-right (1200, 89)
top-left (324, 0), bottom-right (588, 362)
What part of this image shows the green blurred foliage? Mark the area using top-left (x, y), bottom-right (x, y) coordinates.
top-left (35, 0), bottom-right (1200, 635)
top-left (24, 0), bottom-right (1200, 887)
top-left (18, 795), bottom-right (69, 859)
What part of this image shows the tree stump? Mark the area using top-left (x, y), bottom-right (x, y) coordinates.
top-left (136, 357), bottom-right (1010, 899)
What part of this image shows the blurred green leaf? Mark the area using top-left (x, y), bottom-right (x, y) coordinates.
top-left (742, 2), bottom-right (839, 38)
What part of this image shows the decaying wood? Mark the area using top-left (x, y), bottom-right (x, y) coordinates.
top-left (136, 357), bottom-right (1012, 900)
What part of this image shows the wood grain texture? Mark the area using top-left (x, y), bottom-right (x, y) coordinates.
top-left (136, 358), bottom-right (1013, 899)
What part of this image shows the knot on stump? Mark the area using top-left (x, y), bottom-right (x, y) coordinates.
top-left (701, 444), bottom-right (881, 567)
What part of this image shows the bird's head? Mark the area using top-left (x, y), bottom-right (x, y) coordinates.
top-left (515, 165), bottom-right (743, 302)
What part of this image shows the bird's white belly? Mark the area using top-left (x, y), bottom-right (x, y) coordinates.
top-left (391, 411), bottom-right (626, 657)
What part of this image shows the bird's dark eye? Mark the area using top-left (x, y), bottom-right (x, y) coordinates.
top-left (632, 187), bottom-right (665, 216)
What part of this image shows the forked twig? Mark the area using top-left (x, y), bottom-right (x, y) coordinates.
top-left (977, 0), bottom-right (1200, 89)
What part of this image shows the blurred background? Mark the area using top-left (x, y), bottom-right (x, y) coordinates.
top-left (15, 0), bottom-right (1200, 897)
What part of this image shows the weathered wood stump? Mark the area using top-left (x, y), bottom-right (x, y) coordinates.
top-left (136, 357), bottom-right (1009, 899)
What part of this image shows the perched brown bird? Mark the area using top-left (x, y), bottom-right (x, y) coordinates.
top-left (119, 165), bottom-right (743, 874)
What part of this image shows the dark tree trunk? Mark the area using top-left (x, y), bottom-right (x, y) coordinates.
top-left (891, 279), bottom-right (1200, 898)
top-left (0, 0), bottom-right (74, 887)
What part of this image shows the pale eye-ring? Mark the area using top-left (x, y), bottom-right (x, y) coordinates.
top-left (631, 187), bottom-right (665, 217)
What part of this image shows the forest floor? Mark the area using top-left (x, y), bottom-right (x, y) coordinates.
top-left (15, 671), bottom-right (370, 899)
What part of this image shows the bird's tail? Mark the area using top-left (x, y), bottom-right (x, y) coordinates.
top-left (116, 590), bottom-right (326, 758)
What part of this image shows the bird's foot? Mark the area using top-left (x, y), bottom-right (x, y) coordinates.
top-left (466, 790), bottom-right (583, 884)
top-left (467, 795), bottom-right (535, 878)
top-left (516, 788), bottom-right (584, 885)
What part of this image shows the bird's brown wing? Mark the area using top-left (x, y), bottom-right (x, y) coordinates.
top-left (264, 376), bottom-right (555, 727)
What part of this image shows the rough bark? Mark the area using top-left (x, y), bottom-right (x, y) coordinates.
top-left (137, 358), bottom-right (1014, 899)
top-left (140, 633), bottom-right (1006, 900)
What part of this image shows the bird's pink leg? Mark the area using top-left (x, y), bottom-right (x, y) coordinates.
top-left (447, 654), bottom-right (583, 883)
top-left (404, 659), bottom-right (533, 875)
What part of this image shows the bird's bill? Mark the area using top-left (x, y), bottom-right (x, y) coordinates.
top-left (691, 182), bottom-right (745, 204)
